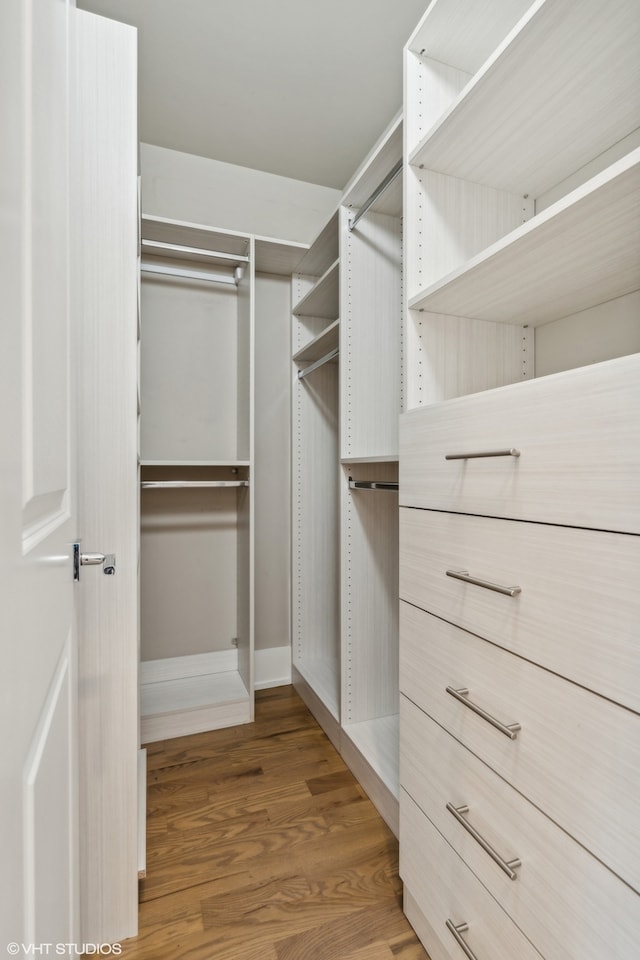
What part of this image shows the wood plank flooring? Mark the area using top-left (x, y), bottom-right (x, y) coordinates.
top-left (120, 685), bottom-right (430, 960)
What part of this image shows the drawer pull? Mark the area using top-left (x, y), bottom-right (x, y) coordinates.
top-left (446, 803), bottom-right (521, 880)
top-left (446, 920), bottom-right (480, 960)
top-left (446, 568), bottom-right (522, 597)
top-left (445, 448), bottom-right (520, 460)
top-left (446, 686), bottom-right (521, 740)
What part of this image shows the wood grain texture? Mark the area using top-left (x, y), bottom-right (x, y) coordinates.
top-left (400, 352), bottom-right (640, 533)
top-left (401, 697), bottom-right (640, 959)
top-left (119, 687), bottom-right (429, 959)
top-left (399, 603), bottom-right (640, 891)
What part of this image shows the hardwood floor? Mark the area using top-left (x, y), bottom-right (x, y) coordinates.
top-left (120, 685), bottom-right (430, 959)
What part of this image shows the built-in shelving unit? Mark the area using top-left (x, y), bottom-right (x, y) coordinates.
top-left (138, 217), bottom-right (254, 742)
top-left (399, 1), bottom-right (640, 957)
top-left (292, 114), bottom-right (404, 834)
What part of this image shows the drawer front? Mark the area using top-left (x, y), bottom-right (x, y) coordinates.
top-left (401, 696), bottom-right (640, 960)
top-left (399, 602), bottom-right (640, 892)
top-left (400, 791), bottom-right (543, 960)
top-left (399, 353), bottom-right (640, 533)
top-left (399, 507), bottom-right (640, 710)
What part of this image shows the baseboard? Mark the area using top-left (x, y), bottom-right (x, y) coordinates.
top-left (254, 645), bottom-right (291, 690)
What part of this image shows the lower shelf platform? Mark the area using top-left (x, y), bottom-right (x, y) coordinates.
top-left (140, 651), bottom-right (251, 742)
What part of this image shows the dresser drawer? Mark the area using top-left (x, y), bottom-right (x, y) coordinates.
top-left (401, 791), bottom-right (543, 960)
top-left (399, 353), bottom-right (640, 533)
top-left (401, 695), bottom-right (640, 959)
top-left (399, 602), bottom-right (640, 892)
top-left (399, 507), bottom-right (640, 710)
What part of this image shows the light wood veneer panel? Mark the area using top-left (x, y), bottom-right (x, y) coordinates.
top-left (400, 353), bottom-right (640, 532)
top-left (399, 509), bottom-right (640, 710)
top-left (401, 792), bottom-right (543, 960)
top-left (399, 602), bottom-right (640, 890)
top-left (401, 696), bottom-right (640, 959)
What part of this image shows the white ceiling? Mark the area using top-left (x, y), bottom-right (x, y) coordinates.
top-left (76, 0), bottom-right (427, 189)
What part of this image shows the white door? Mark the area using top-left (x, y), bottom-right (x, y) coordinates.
top-left (0, 0), bottom-right (79, 950)
top-left (1, 1), bottom-right (139, 951)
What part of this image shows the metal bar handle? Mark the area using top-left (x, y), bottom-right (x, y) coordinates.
top-left (446, 568), bottom-right (521, 597)
top-left (141, 480), bottom-right (249, 488)
top-left (445, 448), bottom-right (520, 460)
top-left (446, 803), bottom-right (521, 880)
top-left (446, 920), bottom-right (480, 960)
top-left (446, 686), bottom-right (521, 740)
top-left (348, 480), bottom-right (399, 491)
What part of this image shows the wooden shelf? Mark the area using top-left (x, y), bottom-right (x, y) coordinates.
top-left (408, 151), bottom-right (640, 326)
top-left (293, 258), bottom-right (339, 320)
top-left (342, 114), bottom-right (403, 216)
top-left (409, 0), bottom-right (640, 198)
top-left (292, 319), bottom-right (339, 364)
top-left (295, 658), bottom-right (340, 721)
top-left (254, 236), bottom-right (308, 275)
top-left (141, 214), bottom-right (250, 258)
top-left (342, 715), bottom-right (399, 798)
top-left (407, 0), bottom-right (531, 74)
top-left (296, 210), bottom-right (339, 278)
top-left (140, 460), bottom-right (250, 468)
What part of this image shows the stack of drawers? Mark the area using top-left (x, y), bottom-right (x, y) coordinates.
top-left (398, 354), bottom-right (640, 960)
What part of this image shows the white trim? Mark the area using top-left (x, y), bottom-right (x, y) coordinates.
top-left (254, 646), bottom-right (292, 690)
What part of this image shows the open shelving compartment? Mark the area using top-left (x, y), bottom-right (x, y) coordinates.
top-left (138, 216), bottom-right (254, 741)
top-left (291, 210), bottom-right (341, 731)
top-left (404, 0), bottom-right (640, 409)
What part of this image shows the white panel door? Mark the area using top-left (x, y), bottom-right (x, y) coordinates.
top-left (0, 0), bottom-right (79, 951)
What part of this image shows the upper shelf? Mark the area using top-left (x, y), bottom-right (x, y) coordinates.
top-left (293, 259), bottom-right (340, 320)
top-left (295, 211), bottom-right (339, 278)
top-left (141, 214), bottom-right (250, 259)
top-left (254, 236), bottom-right (308, 275)
top-left (342, 114), bottom-right (403, 217)
top-left (408, 150), bottom-right (640, 327)
top-left (409, 0), bottom-right (640, 199)
top-left (407, 0), bottom-right (531, 73)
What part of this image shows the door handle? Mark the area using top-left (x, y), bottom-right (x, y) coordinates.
top-left (73, 544), bottom-right (116, 581)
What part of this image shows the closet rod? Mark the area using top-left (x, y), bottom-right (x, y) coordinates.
top-left (141, 480), bottom-right (249, 489)
top-left (140, 262), bottom-right (244, 286)
top-left (141, 239), bottom-right (250, 264)
top-left (348, 159), bottom-right (402, 232)
top-left (348, 480), bottom-right (398, 491)
top-left (297, 347), bottom-right (339, 381)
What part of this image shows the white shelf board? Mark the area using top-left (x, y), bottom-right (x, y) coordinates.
top-left (342, 714), bottom-right (399, 798)
top-left (141, 214), bottom-right (250, 258)
top-left (254, 236), bottom-right (308, 275)
top-left (341, 455), bottom-right (399, 465)
top-left (292, 319), bottom-right (339, 363)
top-left (140, 460), bottom-right (251, 467)
top-left (293, 258), bottom-right (340, 320)
top-left (296, 210), bottom-right (339, 278)
top-left (342, 114), bottom-right (402, 213)
top-left (294, 657), bottom-right (340, 721)
top-left (140, 668), bottom-right (248, 716)
top-left (409, 0), bottom-right (640, 198)
top-left (407, 0), bottom-right (532, 74)
top-left (409, 151), bottom-right (640, 327)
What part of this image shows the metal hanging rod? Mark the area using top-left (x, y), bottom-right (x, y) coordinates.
top-left (141, 239), bottom-right (250, 263)
top-left (348, 159), bottom-right (403, 232)
top-left (141, 480), bottom-right (249, 489)
top-left (348, 480), bottom-right (399, 491)
top-left (140, 262), bottom-right (245, 286)
top-left (297, 347), bottom-right (339, 381)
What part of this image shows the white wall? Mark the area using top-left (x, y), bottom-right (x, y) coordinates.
top-left (140, 142), bottom-right (340, 243)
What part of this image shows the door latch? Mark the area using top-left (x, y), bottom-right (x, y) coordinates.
top-left (73, 543), bottom-right (116, 581)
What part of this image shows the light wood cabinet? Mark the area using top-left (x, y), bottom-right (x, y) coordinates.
top-left (138, 217), bottom-right (307, 742)
top-left (399, 1), bottom-right (640, 956)
top-left (292, 116), bottom-right (403, 832)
